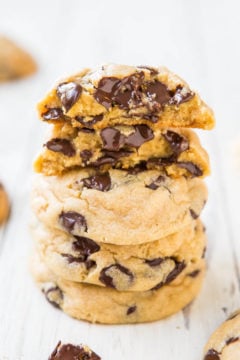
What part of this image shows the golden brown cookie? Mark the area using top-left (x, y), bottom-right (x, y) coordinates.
top-left (34, 124), bottom-right (210, 177)
top-left (0, 36), bottom-right (37, 82)
top-left (37, 64), bottom-right (215, 130)
top-left (0, 182), bottom-right (10, 224)
top-left (31, 218), bottom-right (206, 291)
top-left (31, 253), bottom-right (206, 324)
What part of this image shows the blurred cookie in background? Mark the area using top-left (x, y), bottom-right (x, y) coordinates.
top-left (0, 36), bottom-right (37, 82)
top-left (0, 182), bottom-right (10, 225)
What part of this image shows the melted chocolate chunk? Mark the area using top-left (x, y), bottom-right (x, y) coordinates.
top-left (190, 208), bottom-right (199, 219)
top-left (112, 72), bottom-right (144, 109)
top-left (226, 337), bottom-right (239, 345)
top-left (169, 86), bottom-right (195, 105)
top-left (72, 236), bottom-right (100, 255)
top-left (163, 130), bottom-right (189, 155)
top-left (59, 211), bottom-right (88, 233)
top-left (145, 175), bottom-right (166, 190)
top-left (44, 286), bottom-right (63, 309)
top-left (75, 114), bottom-right (103, 128)
top-left (137, 65), bottom-right (158, 75)
top-left (99, 264), bottom-right (134, 288)
top-left (187, 269), bottom-right (201, 278)
top-left (80, 150), bottom-right (92, 163)
top-left (61, 254), bottom-right (96, 269)
top-left (177, 162), bottom-right (203, 177)
top-left (42, 108), bottom-right (65, 121)
top-left (45, 138), bottom-right (76, 157)
top-left (125, 125), bottom-right (154, 147)
top-left (152, 260), bottom-right (186, 290)
top-left (91, 156), bottom-right (117, 167)
top-left (94, 77), bottom-right (121, 109)
top-left (204, 349), bottom-right (220, 360)
top-left (145, 258), bottom-right (164, 266)
top-left (102, 150), bottom-right (132, 160)
top-left (82, 173), bottom-right (111, 192)
top-left (144, 81), bottom-right (171, 110)
top-left (57, 82), bottom-right (82, 112)
top-left (100, 128), bottom-right (125, 151)
top-left (148, 155), bottom-right (176, 167)
top-left (127, 161), bottom-right (147, 174)
top-left (127, 305), bottom-right (137, 315)
top-left (49, 341), bottom-right (101, 360)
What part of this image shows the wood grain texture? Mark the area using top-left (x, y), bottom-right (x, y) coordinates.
top-left (0, 0), bottom-right (240, 359)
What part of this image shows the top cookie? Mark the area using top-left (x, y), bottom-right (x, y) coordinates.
top-left (38, 64), bottom-right (215, 130)
top-left (203, 310), bottom-right (240, 359)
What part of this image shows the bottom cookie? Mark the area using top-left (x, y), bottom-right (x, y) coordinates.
top-left (31, 254), bottom-right (205, 324)
top-left (203, 309), bottom-right (240, 359)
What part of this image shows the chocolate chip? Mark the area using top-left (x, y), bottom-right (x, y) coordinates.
top-left (187, 269), bottom-right (201, 278)
top-left (177, 162), bottom-right (203, 177)
top-left (91, 156), bottom-right (117, 167)
top-left (94, 77), bottom-right (121, 109)
top-left (190, 209), bottom-right (199, 219)
top-left (42, 108), bottom-right (65, 121)
top-left (82, 173), bottom-right (111, 192)
top-left (99, 264), bottom-right (134, 288)
top-left (56, 82), bottom-right (82, 112)
top-left (127, 161), bottom-right (147, 174)
top-left (226, 337), bottom-right (239, 345)
top-left (204, 349), bottom-right (220, 360)
top-left (100, 128), bottom-right (125, 151)
top-left (137, 65), bottom-right (158, 75)
top-left (75, 114), bottom-right (103, 128)
top-left (61, 254), bottom-right (96, 269)
top-left (125, 125), bottom-right (154, 147)
top-left (43, 286), bottom-right (63, 309)
top-left (144, 80), bottom-right (171, 110)
top-left (80, 150), bottom-right (92, 163)
top-left (169, 86), bottom-right (195, 105)
top-left (151, 260), bottom-right (186, 290)
top-left (78, 128), bottom-right (95, 134)
top-left (45, 138), bottom-right (76, 157)
top-left (147, 155), bottom-right (176, 167)
top-left (72, 236), bottom-right (100, 255)
top-left (163, 130), bottom-right (189, 155)
top-left (145, 258), bottom-right (164, 266)
top-left (49, 341), bottom-right (101, 360)
top-left (59, 211), bottom-right (87, 233)
top-left (126, 305), bottom-right (137, 315)
top-left (145, 175), bottom-right (166, 190)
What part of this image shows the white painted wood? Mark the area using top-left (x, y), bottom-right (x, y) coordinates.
top-left (0, 0), bottom-right (240, 358)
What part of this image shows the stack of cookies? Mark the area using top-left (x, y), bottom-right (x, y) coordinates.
top-left (31, 64), bottom-right (214, 324)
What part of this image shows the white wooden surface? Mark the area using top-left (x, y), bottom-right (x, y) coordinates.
top-left (0, 0), bottom-right (240, 359)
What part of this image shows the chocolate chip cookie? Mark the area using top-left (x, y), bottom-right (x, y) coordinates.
top-left (0, 36), bottom-right (37, 82)
top-left (31, 252), bottom-right (206, 324)
top-left (31, 218), bottom-right (206, 291)
top-left (34, 123), bottom-right (209, 177)
top-left (37, 64), bottom-right (214, 130)
top-left (0, 182), bottom-right (10, 224)
top-left (203, 310), bottom-right (240, 359)
top-left (31, 169), bottom-right (207, 245)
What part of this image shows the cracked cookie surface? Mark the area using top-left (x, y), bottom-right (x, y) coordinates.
top-left (38, 64), bottom-right (214, 130)
top-left (31, 169), bottom-right (207, 245)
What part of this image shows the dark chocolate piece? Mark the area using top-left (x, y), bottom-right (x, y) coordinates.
top-left (145, 258), bottom-right (164, 266)
top-left (82, 173), bottom-right (111, 192)
top-left (49, 341), bottom-right (101, 360)
top-left (44, 286), bottom-right (63, 309)
top-left (59, 211), bottom-right (87, 233)
top-left (151, 260), bottom-right (186, 290)
top-left (169, 86), bottom-right (195, 105)
top-left (57, 82), bottom-right (82, 112)
top-left (127, 305), bottom-right (137, 315)
top-left (187, 269), bottom-right (201, 278)
top-left (163, 130), bottom-right (189, 155)
top-left (42, 108), bottom-right (65, 122)
top-left (100, 128), bottom-right (125, 151)
top-left (72, 236), bottom-right (100, 255)
top-left (45, 138), bottom-right (76, 157)
top-left (61, 254), bottom-right (96, 269)
top-left (75, 114), bottom-right (103, 128)
top-left (80, 150), bottom-right (92, 163)
top-left (145, 175), bottom-right (166, 190)
top-left (144, 80), bottom-right (171, 110)
top-left (204, 349), bottom-right (220, 360)
top-left (125, 125), bottom-right (154, 147)
top-left (99, 264), bottom-right (134, 288)
top-left (190, 209), bottom-right (199, 219)
top-left (226, 337), bottom-right (239, 345)
top-left (91, 156), bottom-right (117, 167)
top-left (177, 162), bottom-right (203, 177)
